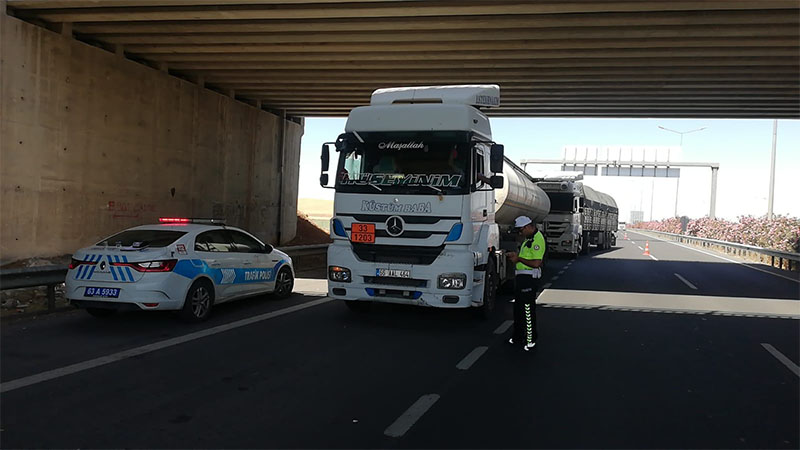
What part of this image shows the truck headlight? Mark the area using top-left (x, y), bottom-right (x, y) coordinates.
top-left (438, 273), bottom-right (466, 290)
top-left (328, 266), bottom-right (351, 283)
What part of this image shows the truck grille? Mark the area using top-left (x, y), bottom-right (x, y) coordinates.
top-left (351, 243), bottom-right (444, 265)
top-left (546, 222), bottom-right (570, 238)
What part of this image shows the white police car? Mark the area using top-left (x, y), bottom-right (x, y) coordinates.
top-left (65, 218), bottom-right (294, 321)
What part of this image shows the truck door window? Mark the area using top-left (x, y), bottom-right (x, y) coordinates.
top-left (474, 152), bottom-right (486, 187)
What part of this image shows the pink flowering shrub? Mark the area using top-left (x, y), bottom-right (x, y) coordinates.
top-left (632, 215), bottom-right (800, 253)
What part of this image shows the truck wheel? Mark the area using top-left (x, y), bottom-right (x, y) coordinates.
top-left (611, 233), bottom-right (617, 247)
top-left (345, 300), bottom-right (371, 312)
top-left (179, 280), bottom-right (214, 322)
top-left (581, 232), bottom-right (591, 255)
top-left (475, 257), bottom-right (497, 319)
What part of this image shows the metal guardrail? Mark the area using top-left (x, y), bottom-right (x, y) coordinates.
top-left (633, 229), bottom-right (800, 272)
top-left (0, 244), bottom-right (330, 313)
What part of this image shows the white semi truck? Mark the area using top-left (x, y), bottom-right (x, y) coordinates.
top-left (318, 85), bottom-right (550, 316)
top-left (535, 172), bottom-right (618, 257)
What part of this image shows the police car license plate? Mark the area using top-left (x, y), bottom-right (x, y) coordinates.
top-left (376, 269), bottom-right (410, 278)
top-left (84, 287), bottom-right (120, 298)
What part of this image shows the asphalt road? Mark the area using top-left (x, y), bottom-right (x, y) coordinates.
top-left (1, 232), bottom-right (798, 448)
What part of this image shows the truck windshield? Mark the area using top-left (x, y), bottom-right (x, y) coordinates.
top-left (335, 131), bottom-right (471, 195)
top-left (548, 192), bottom-right (575, 213)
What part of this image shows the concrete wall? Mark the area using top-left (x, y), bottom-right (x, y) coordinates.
top-left (0, 12), bottom-right (303, 264)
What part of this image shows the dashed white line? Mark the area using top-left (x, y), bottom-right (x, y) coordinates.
top-left (761, 343), bottom-right (800, 377)
top-left (634, 232), bottom-right (800, 284)
top-left (456, 346), bottom-right (489, 371)
top-left (551, 276), bottom-right (559, 281)
top-left (542, 283), bottom-right (552, 289)
top-left (631, 241), bottom-right (636, 245)
top-left (558, 270), bottom-right (565, 275)
top-left (648, 255), bottom-right (659, 261)
top-left (493, 320), bottom-right (513, 334)
top-left (637, 246), bottom-right (644, 251)
top-left (0, 297), bottom-right (334, 394)
top-left (384, 394), bottom-right (440, 438)
top-left (674, 273), bottom-right (698, 290)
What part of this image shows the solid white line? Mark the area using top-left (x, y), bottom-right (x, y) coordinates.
top-left (761, 343), bottom-right (800, 377)
top-left (493, 320), bottom-right (513, 334)
top-left (648, 254), bottom-right (659, 261)
top-left (634, 232), bottom-right (800, 284)
top-left (0, 297), bottom-right (333, 394)
top-left (456, 346), bottom-right (489, 370)
top-left (674, 273), bottom-right (698, 290)
top-left (542, 283), bottom-right (552, 289)
top-left (384, 394), bottom-right (440, 438)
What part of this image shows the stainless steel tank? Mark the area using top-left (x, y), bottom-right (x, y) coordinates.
top-left (495, 157), bottom-right (551, 227)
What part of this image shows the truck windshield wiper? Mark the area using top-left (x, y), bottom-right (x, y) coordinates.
top-left (420, 184), bottom-right (443, 194)
top-left (366, 181), bottom-right (382, 191)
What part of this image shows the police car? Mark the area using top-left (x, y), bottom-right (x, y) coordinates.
top-left (65, 218), bottom-right (295, 321)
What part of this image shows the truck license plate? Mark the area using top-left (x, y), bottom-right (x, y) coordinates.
top-left (84, 287), bottom-right (120, 298)
top-left (351, 222), bottom-right (375, 243)
top-left (376, 269), bottom-right (411, 278)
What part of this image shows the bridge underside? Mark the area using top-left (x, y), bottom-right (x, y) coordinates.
top-left (7, 0), bottom-right (800, 118)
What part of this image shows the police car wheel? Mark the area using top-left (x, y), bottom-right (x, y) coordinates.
top-left (86, 307), bottom-right (116, 318)
top-left (273, 267), bottom-right (294, 299)
top-left (179, 280), bottom-right (214, 322)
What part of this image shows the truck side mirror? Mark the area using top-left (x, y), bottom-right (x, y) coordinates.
top-left (490, 144), bottom-right (504, 173)
top-left (489, 175), bottom-right (504, 189)
top-left (320, 144), bottom-right (330, 187)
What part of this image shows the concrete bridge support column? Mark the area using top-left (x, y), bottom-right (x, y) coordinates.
top-left (0, 11), bottom-right (302, 264)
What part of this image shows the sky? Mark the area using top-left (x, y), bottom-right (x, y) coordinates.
top-left (298, 116), bottom-right (799, 222)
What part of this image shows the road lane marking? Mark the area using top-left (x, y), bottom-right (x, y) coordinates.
top-left (674, 273), bottom-right (698, 290)
top-left (558, 270), bottom-right (565, 275)
top-left (542, 283), bottom-right (552, 289)
top-left (648, 255), bottom-right (659, 261)
top-left (0, 297), bottom-right (334, 394)
top-left (761, 343), bottom-right (800, 377)
top-left (637, 246), bottom-right (644, 251)
top-left (456, 346), bottom-right (489, 370)
top-left (631, 241), bottom-right (636, 244)
top-left (384, 394), bottom-right (440, 438)
top-left (632, 232), bottom-right (800, 284)
top-left (551, 276), bottom-right (559, 281)
top-left (493, 320), bottom-right (513, 334)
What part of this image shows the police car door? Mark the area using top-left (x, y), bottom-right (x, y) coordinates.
top-left (228, 230), bottom-right (271, 297)
top-left (193, 229), bottom-right (238, 301)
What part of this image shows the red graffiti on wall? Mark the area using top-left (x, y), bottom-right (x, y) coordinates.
top-left (108, 201), bottom-right (155, 219)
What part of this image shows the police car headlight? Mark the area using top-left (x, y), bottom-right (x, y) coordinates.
top-left (328, 266), bottom-right (351, 283)
top-left (438, 273), bottom-right (466, 290)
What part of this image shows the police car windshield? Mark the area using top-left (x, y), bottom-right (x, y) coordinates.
top-left (97, 230), bottom-right (187, 248)
top-left (336, 131), bottom-right (470, 195)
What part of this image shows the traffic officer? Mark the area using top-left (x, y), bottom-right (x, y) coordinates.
top-left (506, 215), bottom-right (545, 351)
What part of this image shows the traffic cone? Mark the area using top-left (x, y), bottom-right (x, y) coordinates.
top-left (643, 241), bottom-right (651, 256)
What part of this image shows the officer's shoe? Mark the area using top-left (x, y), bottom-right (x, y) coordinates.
top-left (523, 342), bottom-right (536, 351)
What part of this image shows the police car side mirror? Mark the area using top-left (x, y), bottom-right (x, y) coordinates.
top-left (263, 244), bottom-right (273, 254)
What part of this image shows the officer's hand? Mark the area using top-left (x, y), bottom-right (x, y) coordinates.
top-left (506, 252), bottom-right (519, 263)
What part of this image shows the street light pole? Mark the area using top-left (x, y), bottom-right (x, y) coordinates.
top-left (657, 126), bottom-right (708, 217)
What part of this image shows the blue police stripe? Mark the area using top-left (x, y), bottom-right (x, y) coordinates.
top-left (107, 255), bottom-right (119, 281)
top-left (86, 254), bottom-right (98, 280)
top-left (122, 255), bottom-right (134, 282)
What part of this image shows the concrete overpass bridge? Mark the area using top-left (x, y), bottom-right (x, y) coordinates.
top-left (2, 0), bottom-right (799, 262)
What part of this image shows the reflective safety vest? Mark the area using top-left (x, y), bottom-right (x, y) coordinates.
top-left (516, 230), bottom-right (545, 278)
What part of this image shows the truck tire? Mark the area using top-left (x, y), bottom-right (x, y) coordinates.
top-left (475, 257), bottom-right (497, 319)
top-left (611, 233), bottom-right (617, 247)
top-left (345, 300), bottom-right (371, 312)
top-left (581, 232), bottom-right (591, 255)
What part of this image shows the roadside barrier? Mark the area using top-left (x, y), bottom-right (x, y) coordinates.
top-left (634, 230), bottom-right (799, 272)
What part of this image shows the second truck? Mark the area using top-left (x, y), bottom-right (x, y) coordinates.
top-left (535, 172), bottom-right (618, 257)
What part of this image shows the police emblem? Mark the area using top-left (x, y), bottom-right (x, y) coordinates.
top-left (534, 245), bottom-right (540, 250)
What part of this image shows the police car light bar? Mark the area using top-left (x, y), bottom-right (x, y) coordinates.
top-left (158, 217), bottom-right (226, 225)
